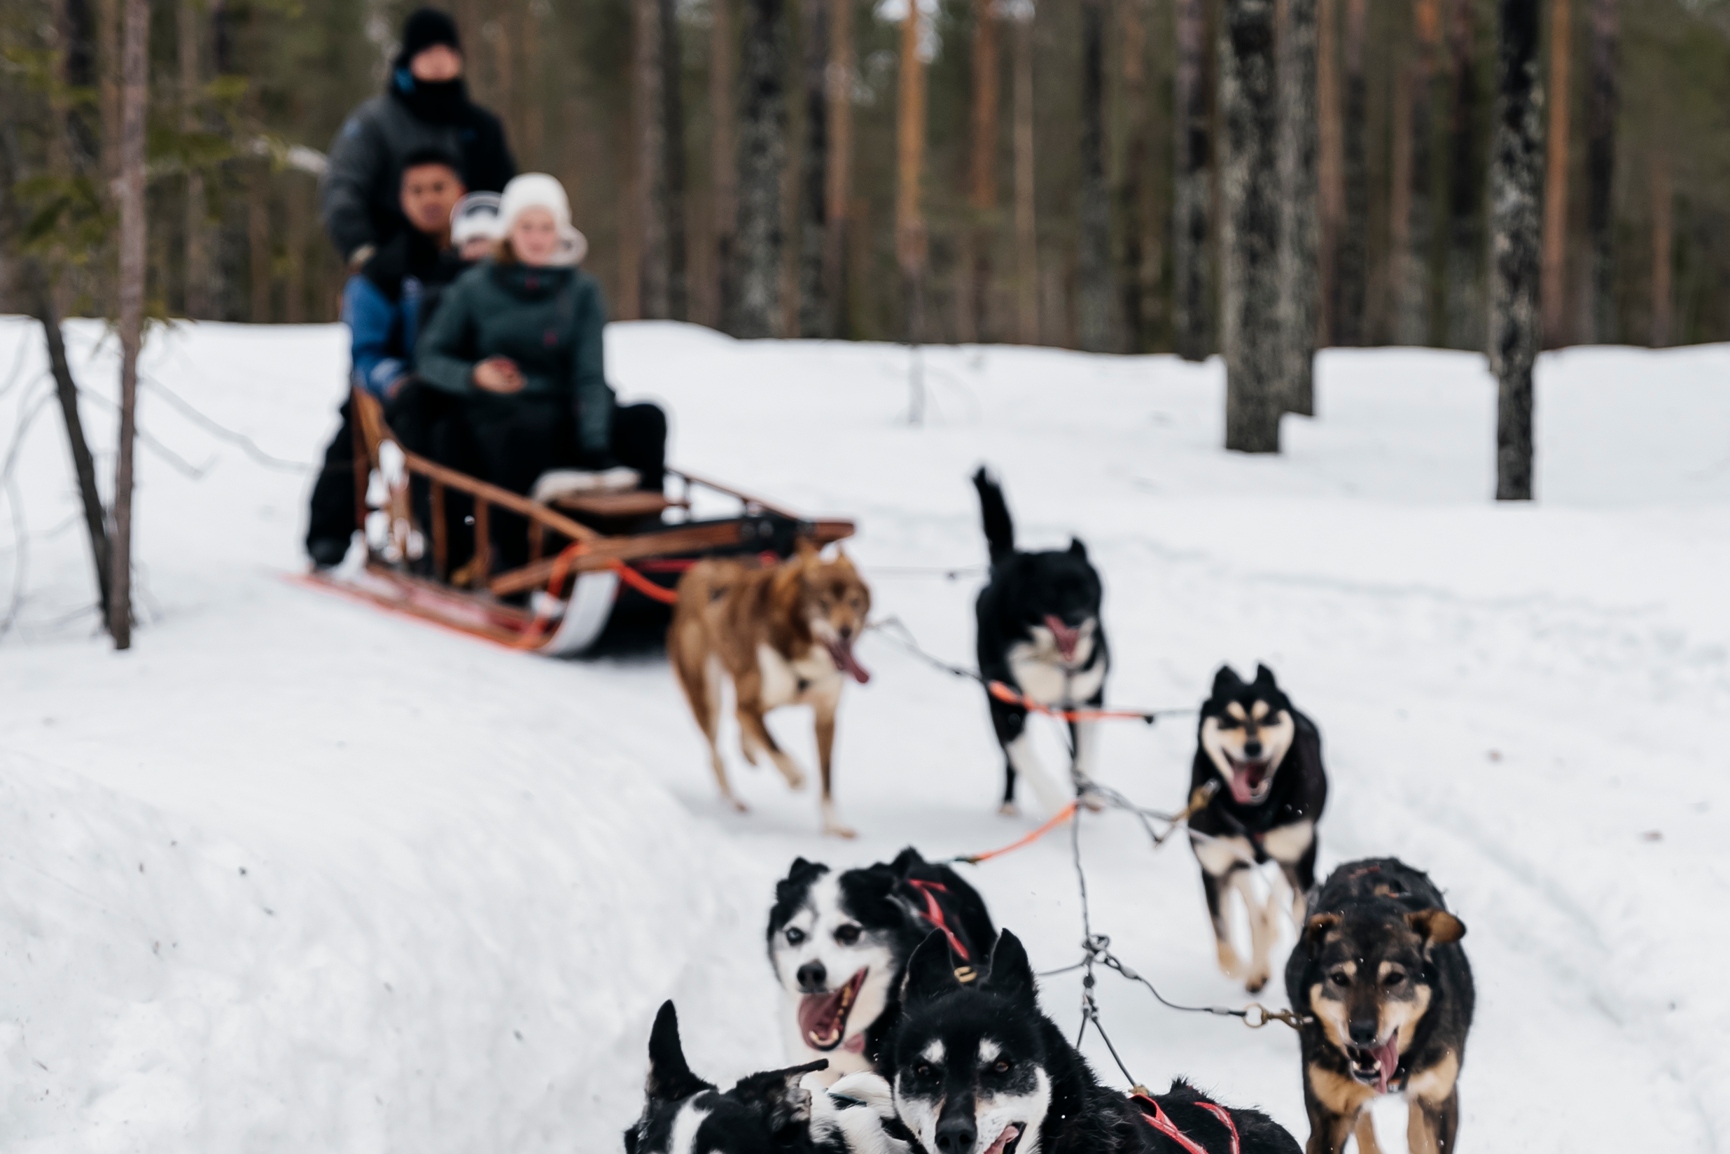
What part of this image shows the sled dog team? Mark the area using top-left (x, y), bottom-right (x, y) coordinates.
top-left (655, 471), bottom-right (1474, 1154)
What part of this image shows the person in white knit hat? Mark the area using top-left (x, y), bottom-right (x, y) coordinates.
top-left (412, 172), bottom-right (665, 579)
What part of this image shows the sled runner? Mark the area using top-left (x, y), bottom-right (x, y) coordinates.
top-left (304, 389), bottom-right (854, 655)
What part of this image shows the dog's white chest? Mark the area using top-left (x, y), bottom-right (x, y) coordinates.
top-left (1006, 638), bottom-right (1105, 707)
top-left (757, 643), bottom-right (841, 708)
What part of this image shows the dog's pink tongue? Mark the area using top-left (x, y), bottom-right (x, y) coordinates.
top-left (1044, 615), bottom-right (1079, 661)
top-left (984, 1124), bottom-right (1021, 1154)
top-left (1229, 771), bottom-right (1259, 805)
top-left (1374, 1037), bottom-right (1400, 1095)
top-left (827, 638), bottom-right (871, 684)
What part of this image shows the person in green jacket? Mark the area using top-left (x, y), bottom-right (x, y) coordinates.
top-left (407, 172), bottom-right (666, 573)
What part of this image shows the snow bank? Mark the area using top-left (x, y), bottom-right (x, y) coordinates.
top-left (0, 741), bottom-right (767, 1152)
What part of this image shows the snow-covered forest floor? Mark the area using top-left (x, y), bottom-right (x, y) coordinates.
top-left (1, 317), bottom-right (1727, 1151)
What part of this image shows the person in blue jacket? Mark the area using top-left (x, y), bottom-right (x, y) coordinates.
top-left (305, 147), bottom-right (470, 568)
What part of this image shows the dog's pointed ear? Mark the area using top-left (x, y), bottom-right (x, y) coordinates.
top-left (646, 1001), bottom-right (709, 1103)
top-left (1407, 909), bottom-right (1466, 946)
top-left (890, 846), bottom-right (927, 874)
top-left (1068, 536), bottom-right (1089, 560)
top-left (1253, 664), bottom-right (1279, 689)
top-left (902, 930), bottom-right (963, 1006)
top-left (1303, 912), bottom-right (1342, 946)
top-left (1211, 665), bottom-right (1245, 700)
top-left (731, 1060), bottom-right (825, 1137)
top-left (980, 929), bottom-right (1037, 1006)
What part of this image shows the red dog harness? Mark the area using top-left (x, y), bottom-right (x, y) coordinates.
top-left (904, 878), bottom-right (971, 962)
top-left (1131, 1093), bottom-right (1240, 1154)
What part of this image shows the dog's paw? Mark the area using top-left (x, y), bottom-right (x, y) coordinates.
top-left (781, 767), bottom-right (808, 791)
top-left (1216, 941), bottom-right (1245, 978)
top-left (1244, 969), bottom-right (1270, 994)
top-left (725, 796), bottom-right (749, 814)
top-left (823, 820), bottom-right (858, 839)
top-left (998, 801), bottom-right (1020, 817)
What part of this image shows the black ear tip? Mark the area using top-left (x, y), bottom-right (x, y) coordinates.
top-left (1254, 663), bottom-right (1277, 684)
top-left (653, 999), bottom-right (678, 1036)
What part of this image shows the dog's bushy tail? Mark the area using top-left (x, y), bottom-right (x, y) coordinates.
top-left (972, 467), bottom-right (1015, 566)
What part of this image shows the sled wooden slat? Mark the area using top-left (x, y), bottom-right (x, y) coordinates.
top-left (486, 520), bottom-right (756, 597)
top-left (399, 449), bottom-right (599, 543)
top-left (430, 480), bottom-right (447, 579)
top-left (547, 490), bottom-right (683, 518)
top-left (670, 468), bottom-right (800, 520)
top-left (473, 498), bottom-right (490, 582)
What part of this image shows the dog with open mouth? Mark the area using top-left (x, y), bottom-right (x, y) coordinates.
top-left (1187, 664), bottom-right (1329, 993)
top-left (1284, 858), bottom-right (1474, 1154)
top-left (669, 542), bottom-right (872, 837)
top-left (971, 467), bottom-right (1110, 817)
top-left (768, 849), bottom-right (997, 1083)
top-left (889, 929), bottom-right (1301, 1154)
top-left (624, 1000), bottom-right (916, 1154)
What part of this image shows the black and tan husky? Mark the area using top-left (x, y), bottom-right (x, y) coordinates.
top-left (1187, 664), bottom-right (1328, 993)
top-left (1284, 858), bottom-right (1474, 1154)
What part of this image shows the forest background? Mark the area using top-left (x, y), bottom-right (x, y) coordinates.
top-left (2, 0), bottom-right (1728, 355)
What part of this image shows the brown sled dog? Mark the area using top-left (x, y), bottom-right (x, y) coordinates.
top-left (669, 545), bottom-right (872, 837)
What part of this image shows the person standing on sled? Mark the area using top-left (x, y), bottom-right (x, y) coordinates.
top-left (305, 148), bottom-right (476, 569)
top-left (319, 7), bottom-right (514, 271)
top-left (414, 173), bottom-right (668, 579)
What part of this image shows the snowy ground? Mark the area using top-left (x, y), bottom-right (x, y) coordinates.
top-left (1, 316), bottom-right (1727, 1152)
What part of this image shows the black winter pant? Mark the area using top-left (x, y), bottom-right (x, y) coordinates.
top-left (305, 398), bottom-right (360, 560)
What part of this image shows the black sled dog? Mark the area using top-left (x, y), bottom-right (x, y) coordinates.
top-left (768, 848), bottom-right (996, 1080)
top-left (889, 928), bottom-right (1302, 1154)
top-left (1187, 664), bottom-right (1328, 993)
top-left (972, 467), bottom-right (1110, 816)
top-left (1284, 858), bottom-right (1474, 1154)
top-left (625, 1001), bottom-right (915, 1154)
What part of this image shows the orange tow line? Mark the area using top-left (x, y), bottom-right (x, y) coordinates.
top-left (951, 800), bottom-right (1080, 866)
top-left (514, 541), bottom-right (681, 649)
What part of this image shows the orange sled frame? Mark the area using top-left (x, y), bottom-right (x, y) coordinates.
top-left (305, 389), bottom-right (854, 655)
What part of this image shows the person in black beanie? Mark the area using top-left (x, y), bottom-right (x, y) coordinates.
top-left (319, 7), bottom-right (515, 269)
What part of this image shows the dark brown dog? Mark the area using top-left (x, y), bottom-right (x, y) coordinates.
top-left (668, 545), bottom-right (872, 837)
top-left (1284, 858), bottom-right (1474, 1154)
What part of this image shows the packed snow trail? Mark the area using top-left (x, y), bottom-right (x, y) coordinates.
top-left (0, 318), bottom-right (1726, 1151)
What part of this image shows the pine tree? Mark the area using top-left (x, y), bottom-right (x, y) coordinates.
top-left (1172, 0), bottom-right (1211, 361)
top-left (735, 0), bottom-right (788, 338)
top-left (823, 0), bottom-right (853, 337)
top-left (1396, 0), bottom-right (1440, 347)
top-left (1277, 0), bottom-right (1320, 414)
top-left (797, 0), bottom-right (829, 336)
top-left (896, 1), bottom-right (928, 344)
top-left (961, 0), bottom-right (1000, 344)
top-left (1334, 0), bottom-right (1368, 345)
top-left (1580, 0), bottom-right (1616, 343)
top-left (1011, 3), bottom-right (1038, 344)
top-left (1077, 0), bottom-right (1113, 352)
top-left (1539, 0), bottom-right (1572, 347)
top-left (1490, 0), bottom-right (1543, 501)
top-left (1444, 0), bottom-right (1483, 350)
top-left (1221, 0), bottom-right (1282, 453)
top-left (710, 0), bottom-right (740, 331)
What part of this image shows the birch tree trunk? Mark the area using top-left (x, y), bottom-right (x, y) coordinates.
top-left (1077, 0), bottom-right (1113, 352)
top-left (1445, 0), bottom-right (1483, 350)
top-left (1490, 0), bottom-right (1543, 502)
top-left (1540, 0), bottom-right (1572, 347)
top-left (734, 0), bottom-right (788, 338)
top-left (1580, 0), bottom-right (1616, 343)
top-left (1012, 7), bottom-right (1038, 344)
top-left (961, 0), bottom-right (1000, 344)
top-left (1221, 0), bottom-right (1282, 453)
top-left (1277, 0), bottom-right (1319, 414)
top-left (1333, 0), bottom-right (1368, 346)
top-left (710, 0), bottom-right (739, 330)
top-left (1173, 0), bottom-right (1212, 361)
top-left (798, 0), bottom-right (830, 336)
top-left (896, 2), bottom-right (928, 345)
top-left (823, 0), bottom-right (853, 337)
top-left (110, 0), bottom-right (149, 648)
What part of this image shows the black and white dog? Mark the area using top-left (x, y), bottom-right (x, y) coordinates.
top-left (625, 1000), bottom-right (914, 1154)
top-left (972, 468), bottom-right (1110, 816)
top-left (769, 848), bottom-right (996, 1080)
top-left (1186, 665), bottom-right (1328, 994)
top-left (889, 929), bottom-right (1302, 1154)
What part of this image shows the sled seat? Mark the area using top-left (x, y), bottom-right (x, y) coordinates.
top-left (546, 490), bottom-right (681, 519)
